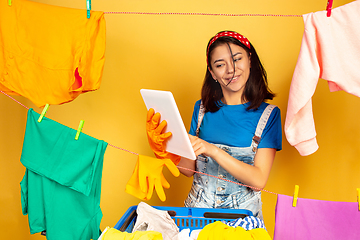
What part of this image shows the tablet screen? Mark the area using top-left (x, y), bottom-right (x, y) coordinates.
top-left (140, 89), bottom-right (196, 160)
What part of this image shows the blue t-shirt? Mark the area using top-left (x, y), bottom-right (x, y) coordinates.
top-left (189, 100), bottom-right (282, 150)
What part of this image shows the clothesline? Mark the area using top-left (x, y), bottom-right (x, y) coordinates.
top-left (1, 90), bottom-right (30, 110)
top-left (1, 89), bottom-right (278, 195)
top-left (176, 166), bottom-right (277, 195)
top-left (103, 11), bottom-right (303, 18)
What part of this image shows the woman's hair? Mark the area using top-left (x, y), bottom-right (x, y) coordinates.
top-left (201, 31), bottom-right (275, 112)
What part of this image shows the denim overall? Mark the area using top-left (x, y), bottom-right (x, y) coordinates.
top-left (184, 104), bottom-right (275, 220)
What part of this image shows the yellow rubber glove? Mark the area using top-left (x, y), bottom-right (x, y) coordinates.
top-left (125, 155), bottom-right (180, 201)
top-left (146, 108), bottom-right (181, 165)
top-left (125, 157), bottom-right (147, 200)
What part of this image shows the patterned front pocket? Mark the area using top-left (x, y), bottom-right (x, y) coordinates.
top-left (195, 154), bottom-right (208, 173)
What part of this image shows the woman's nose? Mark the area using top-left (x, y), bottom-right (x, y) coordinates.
top-left (227, 62), bottom-right (235, 73)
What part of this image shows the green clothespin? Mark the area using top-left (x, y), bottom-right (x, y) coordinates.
top-left (75, 120), bottom-right (85, 140)
top-left (38, 104), bottom-right (50, 123)
top-left (86, 0), bottom-right (91, 18)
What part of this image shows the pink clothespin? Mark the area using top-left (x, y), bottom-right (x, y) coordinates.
top-left (326, 0), bottom-right (333, 17)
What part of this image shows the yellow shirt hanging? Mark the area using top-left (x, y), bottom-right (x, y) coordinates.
top-left (0, 0), bottom-right (106, 107)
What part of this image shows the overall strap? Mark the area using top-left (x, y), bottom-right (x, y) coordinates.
top-left (196, 103), bottom-right (276, 152)
top-left (252, 104), bottom-right (276, 152)
top-left (196, 102), bottom-right (205, 137)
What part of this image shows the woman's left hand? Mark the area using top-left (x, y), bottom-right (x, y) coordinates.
top-left (188, 134), bottom-right (218, 158)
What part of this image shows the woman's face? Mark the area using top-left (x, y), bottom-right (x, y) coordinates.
top-left (209, 43), bottom-right (251, 100)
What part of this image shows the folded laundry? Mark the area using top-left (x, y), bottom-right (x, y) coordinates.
top-left (132, 202), bottom-right (179, 240)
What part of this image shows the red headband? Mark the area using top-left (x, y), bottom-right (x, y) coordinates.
top-left (207, 31), bottom-right (251, 66)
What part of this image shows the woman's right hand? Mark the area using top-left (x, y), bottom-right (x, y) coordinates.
top-left (146, 108), bottom-right (170, 153)
top-left (146, 108), bottom-right (181, 165)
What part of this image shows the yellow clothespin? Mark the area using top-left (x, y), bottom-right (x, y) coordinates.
top-left (75, 120), bottom-right (85, 140)
top-left (86, 0), bottom-right (91, 18)
top-left (38, 104), bottom-right (50, 123)
top-left (8, 0), bottom-right (12, 6)
top-left (292, 185), bottom-right (299, 207)
top-left (357, 188), bottom-right (360, 211)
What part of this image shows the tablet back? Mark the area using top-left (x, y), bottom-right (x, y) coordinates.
top-left (140, 89), bottom-right (196, 160)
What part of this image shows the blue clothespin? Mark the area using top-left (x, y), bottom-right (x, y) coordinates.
top-left (87, 0), bottom-right (91, 18)
top-left (292, 185), bottom-right (299, 207)
top-left (326, 0), bottom-right (333, 17)
top-left (75, 120), bottom-right (85, 140)
top-left (38, 104), bottom-right (50, 123)
top-left (8, 0), bottom-right (12, 6)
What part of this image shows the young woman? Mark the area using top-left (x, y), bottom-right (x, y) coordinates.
top-left (147, 30), bottom-right (282, 219)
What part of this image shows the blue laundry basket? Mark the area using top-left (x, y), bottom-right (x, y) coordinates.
top-left (114, 205), bottom-right (253, 232)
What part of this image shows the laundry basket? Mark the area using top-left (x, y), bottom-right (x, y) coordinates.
top-left (114, 205), bottom-right (253, 232)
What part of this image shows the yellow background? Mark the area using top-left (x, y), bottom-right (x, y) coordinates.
top-left (0, 0), bottom-right (358, 238)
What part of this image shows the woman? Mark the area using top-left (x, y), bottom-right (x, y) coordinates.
top-left (147, 31), bottom-right (282, 219)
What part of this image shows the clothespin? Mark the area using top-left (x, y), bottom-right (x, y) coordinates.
top-left (357, 188), bottom-right (360, 211)
top-left (8, 0), bottom-right (12, 6)
top-left (38, 104), bottom-right (50, 123)
top-left (86, 0), bottom-right (91, 19)
top-left (75, 120), bottom-right (85, 140)
top-left (326, 0), bottom-right (333, 17)
top-left (292, 185), bottom-right (299, 207)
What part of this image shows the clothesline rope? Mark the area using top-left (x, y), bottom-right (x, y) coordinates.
top-left (108, 143), bottom-right (139, 156)
top-left (104, 11), bottom-right (303, 18)
top-left (0, 90), bottom-right (30, 110)
top-left (1, 90), bottom-right (278, 195)
top-left (177, 166), bottom-right (278, 195)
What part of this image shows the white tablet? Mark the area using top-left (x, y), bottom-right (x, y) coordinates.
top-left (140, 89), bottom-right (196, 160)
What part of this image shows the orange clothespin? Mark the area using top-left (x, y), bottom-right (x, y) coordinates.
top-left (38, 104), bottom-right (50, 123)
top-left (357, 188), bottom-right (360, 211)
top-left (292, 185), bottom-right (299, 207)
top-left (75, 120), bottom-right (85, 140)
top-left (86, 0), bottom-right (91, 18)
top-left (326, 0), bottom-right (333, 17)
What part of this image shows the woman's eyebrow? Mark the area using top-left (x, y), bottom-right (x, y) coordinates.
top-left (213, 58), bottom-right (224, 64)
top-left (213, 52), bottom-right (243, 64)
top-left (232, 52), bottom-right (242, 57)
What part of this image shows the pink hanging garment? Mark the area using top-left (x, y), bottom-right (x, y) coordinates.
top-left (284, 0), bottom-right (360, 156)
top-left (274, 194), bottom-right (360, 240)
